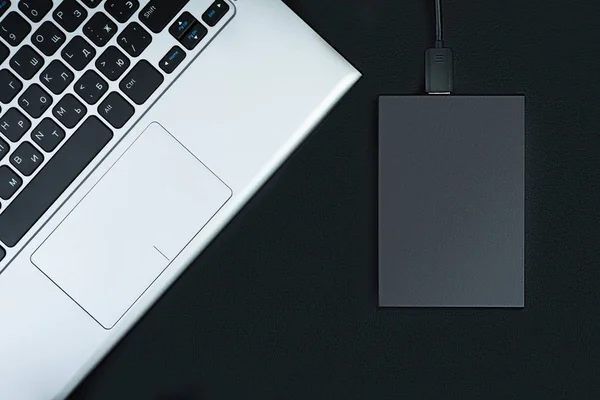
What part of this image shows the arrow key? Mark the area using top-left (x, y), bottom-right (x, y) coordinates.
top-left (75, 70), bottom-right (108, 105)
top-left (169, 11), bottom-right (196, 40)
top-left (159, 45), bottom-right (186, 74)
top-left (179, 22), bottom-right (207, 50)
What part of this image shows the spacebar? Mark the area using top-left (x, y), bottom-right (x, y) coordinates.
top-left (0, 117), bottom-right (113, 248)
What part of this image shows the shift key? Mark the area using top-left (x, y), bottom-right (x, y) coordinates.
top-left (139, 0), bottom-right (189, 33)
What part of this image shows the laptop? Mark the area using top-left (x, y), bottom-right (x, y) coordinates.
top-left (0, 0), bottom-right (360, 397)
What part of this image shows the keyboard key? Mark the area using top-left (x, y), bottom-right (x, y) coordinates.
top-left (83, 12), bottom-right (117, 47)
top-left (179, 22), bottom-right (206, 50)
top-left (19, 0), bottom-right (53, 23)
top-left (119, 60), bottom-right (163, 105)
top-left (62, 36), bottom-right (96, 71)
top-left (10, 141), bottom-right (43, 176)
top-left (0, 246), bottom-right (4, 262)
top-left (40, 60), bottom-right (74, 94)
top-left (96, 45), bottom-right (129, 80)
top-left (202, 0), bottom-right (229, 27)
top-left (80, 0), bottom-right (101, 8)
top-left (0, 165), bottom-right (22, 200)
top-left (118, 21), bottom-right (151, 57)
top-left (0, 69), bottom-right (22, 103)
top-left (0, 41), bottom-right (8, 64)
top-left (159, 45), bottom-right (186, 74)
top-left (19, 84), bottom-right (52, 118)
top-left (53, 0), bottom-right (87, 33)
top-left (0, 107), bottom-right (30, 141)
top-left (105, 0), bottom-right (139, 23)
top-left (53, 93), bottom-right (86, 128)
top-left (31, 21), bottom-right (66, 56)
top-left (75, 70), bottom-right (107, 105)
top-left (10, 44), bottom-right (44, 80)
top-left (169, 11), bottom-right (195, 40)
top-left (31, 117), bottom-right (65, 152)
top-left (0, 137), bottom-right (8, 160)
top-left (139, 0), bottom-right (189, 33)
top-left (98, 91), bottom-right (133, 128)
top-left (0, 116), bottom-right (113, 247)
top-left (0, 0), bottom-right (10, 19)
top-left (0, 11), bottom-right (31, 46)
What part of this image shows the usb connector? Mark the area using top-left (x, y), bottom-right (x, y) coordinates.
top-left (425, 47), bottom-right (453, 94)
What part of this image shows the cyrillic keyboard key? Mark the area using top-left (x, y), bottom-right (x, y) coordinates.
top-left (105, 0), bottom-right (139, 23)
top-left (10, 44), bottom-right (44, 80)
top-left (31, 117), bottom-right (65, 152)
top-left (62, 36), bottom-right (96, 71)
top-left (0, 116), bottom-right (113, 247)
top-left (118, 21), bottom-right (151, 57)
top-left (0, 69), bottom-right (22, 104)
top-left (31, 21), bottom-right (66, 56)
top-left (119, 60), bottom-right (163, 105)
top-left (19, 84), bottom-right (52, 118)
top-left (39, 60), bottom-right (74, 95)
top-left (0, 11), bottom-right (31, 46)
top-left (19, 0), bottom-right (53, 23)
top-left (0, 165), bottom-right (22, 200)
top-left (53, 0), bottom-right (87, 33)
top-left (53, 93), bottom-right (87, 128)
top-left (138, 0), bottom-right (189, 33)
top-left (0, 107), bottom-right (30, 142)
top-left (10, 141), bottom-right (44, 176)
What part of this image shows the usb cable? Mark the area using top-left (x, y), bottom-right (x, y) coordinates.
top-left (425, 0), bottom-right (453, 94)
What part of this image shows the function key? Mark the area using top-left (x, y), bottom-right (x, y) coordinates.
top-left (105, 0), bottom-right (139, 23)
top-left (0, 137), bottom-right (8, 161)
top-left (0, 165), bottom-right (22, 200)
top-left (0, 69), bottom-right (22, 104)
top-left (10, 44), bottom-right (44, 80)
top-left (74, 70), bottom-right (107, 105)
top-left (179, 22), bottom-right (206, 50)
top-left (10, 141), bottom-right (44, 176)
top-left (0, 0), bottom-right (10, 19)
top-left (138, 0), bottom-right (189, 33)
top-left (61, 36), bottom-right (96, 71)
top-left (32, 21), bottom-right (66, 56)
top-left (39, 60), bottom-right (74, 95)
top-left (53, 94), bottom-right (87, 128)
top-left (169, 11), bottom-right (195, 40)
top-left (31, 117), bottom-right (65, 152)
top-left (80, 0), bottom-right (102, 8)
top-left (53, 0), bottom-right (88, 33)
top-left (83, 12), bottom-right (117, 47)
top-left (96, 45), bottom-right (129, 80)
top-left (159, 45), bottom-right (186, 74)
top-left (202, 0), bottom-right (229, 27)
top-left (98, 91), bottom-right (133, 128)
top-left (18, 84), bottom-right (52, 118)
top-left (18, 0), bottom-right (53, 23)
top-left (0, 107), bottom-right (30, 141)
top-left (0, 11), bottom-right (32, 46)
top-left (0, 41), bottom-right (8, 64)
top-left (119, 60), bottom-right (163, 105)
top-left (117, 21), bottom-right (151, 57)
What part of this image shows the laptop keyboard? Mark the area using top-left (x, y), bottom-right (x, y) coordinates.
top-left (0, 0), bottom-right (231, 263)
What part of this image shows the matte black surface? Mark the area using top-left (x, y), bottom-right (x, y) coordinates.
top-left (71, 0), bottom-right (600, 398)
top-left (379, 96), bottom-right (524, 307)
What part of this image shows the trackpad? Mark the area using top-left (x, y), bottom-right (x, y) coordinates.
top-left (31, 123), bottom-right (232, 329)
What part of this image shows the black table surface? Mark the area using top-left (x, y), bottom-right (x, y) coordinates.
top-left (71, 1), bottom-right (600, 398)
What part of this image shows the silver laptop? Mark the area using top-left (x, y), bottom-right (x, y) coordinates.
top-left (0, 0), bottom-right (359, 397)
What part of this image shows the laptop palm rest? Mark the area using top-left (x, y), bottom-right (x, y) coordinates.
top-left (31, 122), bottom-right (232, 329)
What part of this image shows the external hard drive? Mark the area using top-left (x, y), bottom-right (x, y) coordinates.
top-left (378, 96), bottom-right (524, 307)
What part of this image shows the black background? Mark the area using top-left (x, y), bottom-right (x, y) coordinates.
top-left (71, 0), bottom-right (600, 398)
